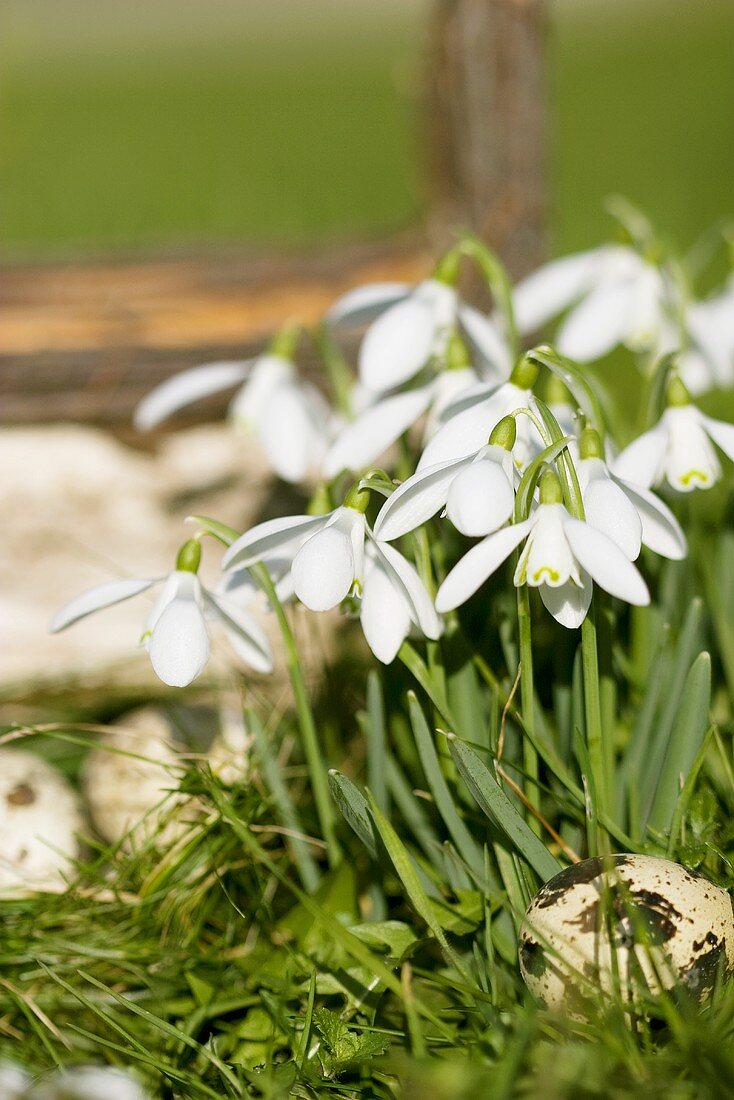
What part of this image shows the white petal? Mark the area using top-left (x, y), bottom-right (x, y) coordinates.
top-left (134, 361), bottom-right (251, 431)
top-left (373, 455), bottom-right (473, 541)
top-left (149, 578), bottom-right (210, 687)
top-left (583, 471), bottom-right (642, 560)
top-left (518, 505), bottom-right (576, 587)
top-left (223, 514), bottom-right (327, 571)
top-left (326, 282), bottom-right (410, 325)
top-left (259, 380), bottom-right (328, 483)
top-left (322, 386), bottom-right (433, 478)
top-left (371, 539), bottom-right (442, 640)
top-left (418, 384), bottom-right (519, 470)
top-left (435, 519), bottom-right (535, 612)
top-left (557, 279), bottom-right (638, 361)
top-left (359, 295), bottom-right (437, 391)
top-left (50, 576), bottom-right (159, 632)
top-left (458, 305), bottom-right (512, 379)
top-left (612, 423), bottom-right (667, 488)
top-left (292, 525), bottom-right (354, 610)
top-left (205, 592), bottom-right (273, 673)
top-left (561, 515), bottom-right (650, 606)
top-left (229, 355), bottom-right (294, 429)
top-left (701, 413), bottom-right (734, 463)
top-left (360, 558), bottom-right (412, 664)
top-left (446, 456), bottom-right (515, 536)
top-left (612, 477), bottom-right (686, 560)
top-left (512, 248), bottom-right (607, 333)
top-left (662, 406), bottom-right (721, 492)
top-left (539, 573), bottom-right (592, 629)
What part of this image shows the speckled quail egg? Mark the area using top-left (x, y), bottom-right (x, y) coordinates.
top-left (83, 707), bottom-right (192, 850)
top-left (519, 854), bottom-right (734, 1014)
top-left (0, 748), bottom-right (84, 896)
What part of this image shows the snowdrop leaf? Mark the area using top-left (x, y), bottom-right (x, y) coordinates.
top-left (447, 734), bottom-right (561, 882)
top-left (50, 577), bottom-right (159, 633)
top-left (328, 771), bottom-right (379, 860)
top-left (647, 652), bottom-right (711, 836)
top-left (408, 693), bottom-right (484, 876)
top-left (134, 360), bottom-right (251, 431)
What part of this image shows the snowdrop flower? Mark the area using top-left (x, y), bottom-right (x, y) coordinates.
top-left (134, 328), bottom-right (331, 484)
top-left (513, 245), bottom-right (673, 362)
top-left (327, 263), bottom-right (511, 394)
top-left (31, 1065), bottom-right (150, 1100)
top-left (436, 470), bottom-right (650, 629)
top-left (416, 357), bottom-right (542, 471)
top-left (223, 485), bottom-right (442, 663)
top-left (374, 416), bottom-right (517, 542)
top-left (576, 427), bottom-right (686, 560)
top-left (50, 541), bottom-right (273, 686)
top-left (677, 280), bottom-right (734, 394)
top-left (614, 378), bottom-right (734, 493)
top-left (322, 331), bottom-right (508, 478)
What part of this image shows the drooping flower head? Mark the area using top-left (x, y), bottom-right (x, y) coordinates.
top-left (134, 325), bottom-right (331, 484)
top-left (614, 376), bottom-right (734, 493)
top-left (223, 482), bottom-right (442, 664)
top-left (50, 539), bottom-right (273, 687)
top-left (436, 468), bottom-right (650, 629)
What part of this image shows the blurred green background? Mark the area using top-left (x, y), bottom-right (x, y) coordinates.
top-left (0, 0), bottom-right (732, 260)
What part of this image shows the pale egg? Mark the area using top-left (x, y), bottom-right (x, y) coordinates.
top-left (519, 854), bottom-right (734, 1014)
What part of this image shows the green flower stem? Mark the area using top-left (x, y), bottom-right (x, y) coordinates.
top-left (516, 581), bottom-right (540, 832)
top-left (251, 562), bottom-right (340, 869)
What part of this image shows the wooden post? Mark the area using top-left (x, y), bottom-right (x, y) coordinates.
top-left (427, 0), bottom-right (547, 279)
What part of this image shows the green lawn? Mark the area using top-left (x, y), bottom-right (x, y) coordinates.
top-left (0, 0), bottom-right (732, 257)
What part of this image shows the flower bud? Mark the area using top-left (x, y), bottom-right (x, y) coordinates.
top-left (579, 426), bottom-right (604, 460)
top-left (489, 415), bottom-right (517, 451)
top-left (510, 355), bottom-right (539, 391)
top-left (666, 374), bottom-right (691, 408)
top-left (539, 469), bottom-right (563, 505)
top-left (433, 248), bottom-right (461, 287)
top-left (176, 539), bottom-right (202, 573)
top-left (445, 331), bottom-right (471, 372)
top-left (268, 323), bottom-right (300, 360)
top-left (344, 482), bottom-right (371, 514)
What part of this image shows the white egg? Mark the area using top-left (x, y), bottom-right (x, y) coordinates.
top-left (519, 854), bottom-right (734, 1014)
top-left (31, 1066), bottom-right (150, 1100)
top-left (83, 707), bottom-right (191, 849)
top-left (0, 748), bottom-right (84, 896)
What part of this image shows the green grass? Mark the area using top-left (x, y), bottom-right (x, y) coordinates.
top-left (1, 0), bottom-right (733, 256)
